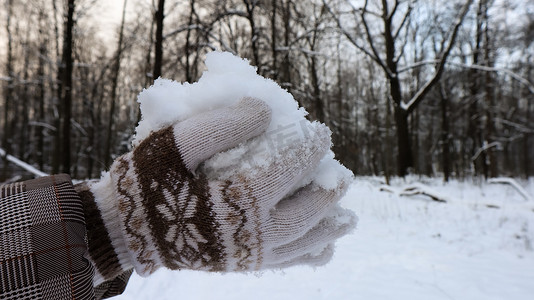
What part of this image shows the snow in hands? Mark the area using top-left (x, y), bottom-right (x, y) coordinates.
top-left (133, 50), bottom-right (355, 253)
top-left (134, 51), bottom-right (353, 192)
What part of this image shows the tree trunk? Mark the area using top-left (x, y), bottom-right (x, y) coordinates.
top-left (386, 42), bottom-right (413, 176)
top-left (270, 0), bottom-right (278, 80)
top-left (310, 55), bottom-right (324, 122)
top-left (468, 0), bottom-right (487, 177)
top-left (51, 0), bottom-right (62, 174)
top-left (482, 0), bottom-right (497, 178)
top-left (308, 24), bottom-right (323, 123)
top-left (439, 84), bottom-right (451, 182)
top-left (384, 95), bottom-right (392, 185)
top-left (525, 58), bottom-right (532, 178)
top-left (394, 106), bottom-right (413, 177)
top-left (525, 102), bottom-right (532, 178)
top-left (37, 40), bottom-right (46, 171)
top-left (19, 35), bottom-right (30, 161)
top-left (244, 0), bottom-right (259, 67)
top-left (105, 0), bottom-right (128, 169)
top-left (153, 0), bottom-right (165, 80)
top-left (184, 0), bottom-right (195, 83)
top-left (412, 105), bottom-right (419, 173)
top-left (280, 0), bottom-right (291, 89)
top-left (60, 0), bottom-right (76, 174)
top-left (381, 0), bottom-right (414, 176)
top-left (2, 0), bottom-right (14, 180)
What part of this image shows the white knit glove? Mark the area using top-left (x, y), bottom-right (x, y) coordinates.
top-left (77, 97), bottom-right (355, 282)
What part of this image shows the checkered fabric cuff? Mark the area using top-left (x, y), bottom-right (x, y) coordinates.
top-left (0, 175), bottom-right (94, 300)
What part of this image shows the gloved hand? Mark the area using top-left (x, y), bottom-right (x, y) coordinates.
top-left (76, 97), bottom-right (355, 285)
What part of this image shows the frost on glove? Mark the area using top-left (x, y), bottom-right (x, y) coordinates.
top-left (76, 97), bottom-right (356, 285)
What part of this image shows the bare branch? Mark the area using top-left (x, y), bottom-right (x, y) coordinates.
top-left (275, 46), bottom-right (327, 57)
top-left (393, 1), bottom-right (413, 40)
top-left (493, 118), bottom-right (534, 133)
top-left (164, 24), bottom-right (202, 39)
top-left (0, 148), bottom-right (48, 177)
top-left (400, 185), bottom-right (448, 203)
top-left (454, 62), bottom-right (534, 95)
top-left (397, 59), bottom-right (534, 95)
top-left (397, 59), bottom-right (440, 73)
top-left (388, 0), bottom-right (399, 21)
top-left (204, 30), bottom-right (237, 54)
top-left (164, 23), bottom-right (236, 54)
top-left (346, 0), bottom-right (381, 18)
top-left (394, 11), bottom-right (413, 64)
top-left (323, 0), bottom-right (389, 73)
top-left (471, 141), bottom-right (502, 162)
top-left (381, 183), bottom-right (449, 202)
top-left (360, 0), bottom-right (391, 75)
top-left (28, 121), bottom-right (57, 131)
top-left (401, 0), bottom-right (473, 113)
top-left (488, 178), bottom-right (533, 202)
top-left (286, 27), bottom-right (330, 48)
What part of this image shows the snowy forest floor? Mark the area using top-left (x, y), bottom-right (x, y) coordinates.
top-left (114, 176), bottom-right (534, 300)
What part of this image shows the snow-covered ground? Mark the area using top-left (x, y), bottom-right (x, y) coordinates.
top-left (114, 177), bottom-right (534, 300)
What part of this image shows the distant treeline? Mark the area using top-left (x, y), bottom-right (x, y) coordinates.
top-left (1, 0), bottom-right (533, 182)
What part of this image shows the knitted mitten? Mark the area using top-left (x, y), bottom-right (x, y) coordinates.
top-left (76, 97), bottom-right (355, 285)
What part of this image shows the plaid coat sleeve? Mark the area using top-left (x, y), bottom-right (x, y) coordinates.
top-left (0, 175), bottom-right (131, 300)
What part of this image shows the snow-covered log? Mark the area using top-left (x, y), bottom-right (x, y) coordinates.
top-left (380, 183), bottom-right (448, 203)
top-left (378, 180), bottom-right (534, 211)
top-left (488, 177), bottom-right (533, 202)
top-left (399, 184), bottom-right (448, 203)
top-left (379, 185), bottom-right (399, 195)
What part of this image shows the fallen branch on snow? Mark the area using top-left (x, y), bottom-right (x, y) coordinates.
top-left (380, 183), bottom-right (448, 203)
top-left (379, 185), bottom-right (399, 194)
top-left (399, 184), bottom-right (448, 203)
top-left (488, 177), bottom-right (533, 202)
top-left (0, 147), bottom-right (48, 178)
top-left (379, 181), bottom-right (534, 212)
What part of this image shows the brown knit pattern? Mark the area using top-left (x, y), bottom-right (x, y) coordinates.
top-left (219, 179), bottom-right (264, 271)
top-left (76, 182), bottom-right (124, 281)
top-left (106, 123), bottom-right (278, 274)
top-left (113, 155), bottom-right (161, 274)
top-left (116, 127), bottom-right (227, 272)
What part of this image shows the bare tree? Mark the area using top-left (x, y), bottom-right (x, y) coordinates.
top-left (1, 0), bottom-right (532, 181)
top-left (326, 0), bottom-right (473, 176)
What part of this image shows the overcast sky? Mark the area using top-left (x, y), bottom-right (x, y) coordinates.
top-left (90, 0), bottom-right (131, 42)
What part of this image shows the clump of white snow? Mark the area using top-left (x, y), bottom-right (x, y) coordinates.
top-left (134, 52), bottom-right (307, 145)
top-left (133, 51), bottom-right (352, 191)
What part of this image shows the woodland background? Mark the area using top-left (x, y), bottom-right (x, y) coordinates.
top-left (1, 0), bottom-right (533, 182)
